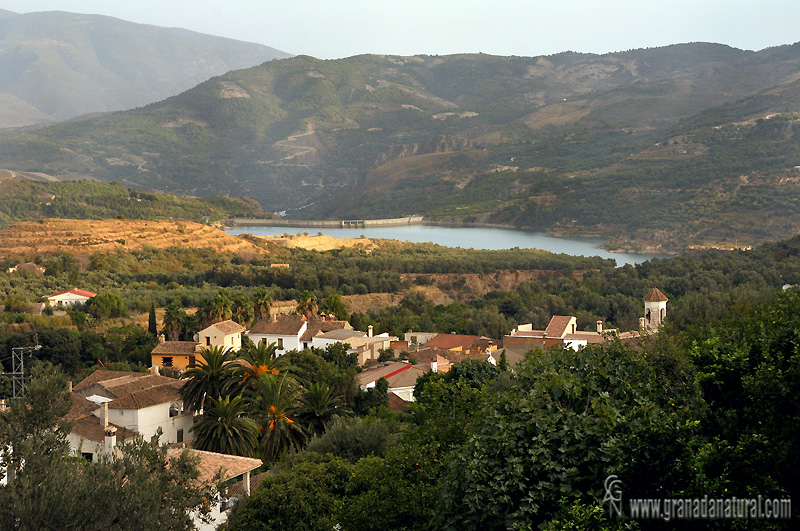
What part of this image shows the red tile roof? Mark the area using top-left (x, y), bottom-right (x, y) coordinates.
top-left (544, 316), bottom-right (576, 338)
top-left (425, 334), bottom-right (484, 350)
top-left (643, 288), bottom-right (669, 302)
top-left (249, 315), bottom-right (306, 336)
top-left (207, 320), bottom-right (246, 334)
top-left (168, 448), bottom-right (262, 485)
top-left (299, 319), bottom-right (353, 342)
top-left (386, 365), bottom-right (429, 388)
top-left (151, 341), bottom-right (200, 355)
top-left (49, 288), bottom-right (96, 298)
top-left (357, 361), bottom-right (412, 386)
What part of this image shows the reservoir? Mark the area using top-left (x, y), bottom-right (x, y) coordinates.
top-left (226, 224), bottom-right (659, 266)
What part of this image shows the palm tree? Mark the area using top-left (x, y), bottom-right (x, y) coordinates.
top-left (231, 295), bottom-right (255, 326)
top-left (227, 341), bottom-right (284, 396)
top-left (190, 395), bottom-right (260, 457)
top-left (295, 290), bottom-right (318, 320)
top-left (201, 289), bottom-right (233, 327)
top-left (179, 346), bottom-right (235, 414)
top-left (296, 382), bottom-right (351, 437)
top-left (162, 302), bottom-right (185, 341)
top-left (246, 373), bottom-right (306, 462)
top-left (320, 292), bottom-right (348, 321)
top-left (252, 289), bottom-right (272, 321)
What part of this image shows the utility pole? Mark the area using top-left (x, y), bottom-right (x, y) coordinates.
top-left (6, 336), bottom-right (42, 399)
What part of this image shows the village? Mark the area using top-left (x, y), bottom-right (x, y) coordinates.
top-left (35, 286), bottom-right (670, 528)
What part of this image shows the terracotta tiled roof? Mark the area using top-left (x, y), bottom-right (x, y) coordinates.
top-left (71, 414), bottom-right (133, 443)
top-left (168, 448), bottom-right (262, 485)
top-left (249, 315), bottom-right (306, 336)
top-left (66, 392), bottom-right (101, 420)
top-left (386, 365), bottom-right (429, 388)
top-left (563, 332), bottom-right (607, 344)
top-left (343, 336), bottom-right (397, 349)
top-left (387, 392), bottom-right (411, 412)
top-left (544, 316), bottom-right (576, 338)
top-left (207, 320), bottom-right (246, 334)
top-left (316, 329), bottom-right (365, 341)
top-left (425, 334), bottom-right (483, 350)
top-left (407, 346), bottom-right (451, 363)
top-left (358, 361), bottom-right (412, 386)
top-left (48, 288), bottom-right (96, 299)
top-left (74, 371), bottom-right (183, 410)
top-left (151, 341), bottom-right (200, 355)
top-left (643, 288), bottom-right (669, 302)
top-left (73, 370), bottom-right (138, 392)
top-left (109, 384), bottom-right (182, 410)
top-left (299, 319), bottom-right (352, 342)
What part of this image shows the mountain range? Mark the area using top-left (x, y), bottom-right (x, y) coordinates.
top-left (2, 35), bottom-right (800, 252)
top-left (0, 9), bottom-right (290, 127)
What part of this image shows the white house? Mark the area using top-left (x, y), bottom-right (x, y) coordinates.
top-left (247, 315), bottom-right (353, 353)
top-left (47, 288), bottom-right (96, 307)
top-left (248, 315), bottom-right (307, 353)
top-left (67, 370), bottom-right (193, 461)
top-left (197, 320), bottom-right (245, 350)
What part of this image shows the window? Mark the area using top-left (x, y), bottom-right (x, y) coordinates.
top-left (162, 357), bottom-right (173, 368)
top-left (188, 356), bottom-right (196, 368)
top-left (205, 337), bottom-right (210, 346)
top-left (169, 403), bottom-right (181, 417)
top-left (303, 342), bottom-right (308, 349)
top-left (81, 452), bottom-right (93, 462)
top-left (646, 309), bottom-right (651, 323)
top-left (277, 338), bottom-right (284, 349)
top-left (177, 428), bottom-right (184, 443)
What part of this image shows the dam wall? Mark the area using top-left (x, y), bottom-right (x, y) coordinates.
top-left (230, 216), bottom-right (424, 228)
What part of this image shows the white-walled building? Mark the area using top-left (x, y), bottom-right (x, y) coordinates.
top-left (643, 287), bottom-right (669, 330)
top-left (248, 315), bottom-right (308, 353)
top-left (247, 315), bottom-right (354, 354)
top-left (197, 320), bottom-right (245, 350)
top-left (47, 288), bottom-right (96, 306)
top-left (67, 370), bottom-right (193, 461)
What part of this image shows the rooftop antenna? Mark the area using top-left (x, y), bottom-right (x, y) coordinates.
top-left (6, 334), bottom-right (42, 399)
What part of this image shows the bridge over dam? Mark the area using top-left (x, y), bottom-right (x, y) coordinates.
top-left (229, 216), bottom-right (424, 228)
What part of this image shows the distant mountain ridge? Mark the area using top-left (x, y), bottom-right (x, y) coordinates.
top-left (4, 41), bottom-right (800, 252)
top-left (0, 10), bottom-right (291, 127)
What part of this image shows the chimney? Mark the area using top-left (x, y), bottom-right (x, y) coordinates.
top-left (368, 325), bottom-right (373, 338)
top-left (104, 425), bottom-right (117, 454)
top-left (596, 320), bottom-right (603, 333)
top-left (159, 334), bottom-right (165, 344)
top-left (67, 381), bottom-right (73, 393)
top-left (104, 402), bottom-right (109, 427)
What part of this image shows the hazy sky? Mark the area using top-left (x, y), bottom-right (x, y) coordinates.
top-left (3, 1), bottom-right (800, 59)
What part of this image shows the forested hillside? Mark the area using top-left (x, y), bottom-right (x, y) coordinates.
top-left (0, 176), bottom-right (267, 227)
top-left (3, 43), bottom-right (800, 251)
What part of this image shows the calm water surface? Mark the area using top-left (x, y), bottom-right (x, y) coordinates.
top-left (226, 225), bottom-right (659, 266)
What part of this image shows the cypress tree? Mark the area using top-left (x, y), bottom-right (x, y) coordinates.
top-left (148, 301), bottom-right (157, 336)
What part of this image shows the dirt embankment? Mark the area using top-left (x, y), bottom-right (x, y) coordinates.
top-left (254, 233), bottom-right (377, 251)
top-left (0, 219), bottom-right (271, 257)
